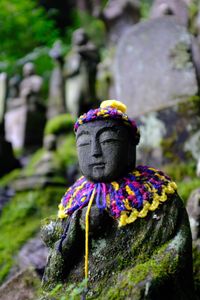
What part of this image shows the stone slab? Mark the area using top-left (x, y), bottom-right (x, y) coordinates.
top-left (115, 16), bottom-right (198, 117)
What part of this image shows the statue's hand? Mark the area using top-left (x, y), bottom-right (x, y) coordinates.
top-left (41, 217), bottom-right (63, 248)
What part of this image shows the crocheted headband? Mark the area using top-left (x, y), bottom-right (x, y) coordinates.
top-left (74, 100), bottom-right (140, 145)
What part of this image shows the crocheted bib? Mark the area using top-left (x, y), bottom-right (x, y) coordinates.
top-left (58, 165), bottom-right (177, 227)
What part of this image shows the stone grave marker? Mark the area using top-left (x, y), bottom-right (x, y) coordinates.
top-left (115, 16), bottom-right (198, 118)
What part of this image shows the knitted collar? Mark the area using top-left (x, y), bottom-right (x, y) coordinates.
top-left (58, 165), bottom-right (177, 227)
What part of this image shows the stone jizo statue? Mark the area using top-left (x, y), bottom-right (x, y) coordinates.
top-left (41, 100), bottom-right (194, 299)
top-left (64, 28), bottom-right (100, 117)
top-left (20, 62), bottom-right (43, 102)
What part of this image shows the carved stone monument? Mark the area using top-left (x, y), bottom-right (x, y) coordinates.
top-left (5, 62), bottom-right (46, 151)
top-left (114, 17), bottom-right (199, 166)
top-left (64, 28), bottom-right (100, 117)
top-left (115, 17), bottom-right (198, 117)
top-left (41, 100), bottom-right (194, 299)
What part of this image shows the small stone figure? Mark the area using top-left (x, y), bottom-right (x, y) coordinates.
top-left (96, 0), bottom-right (140, 45)
top-left (20, 62), bottom-right (43, 103)
top-left (42, 100), bottom-right (194, 299)
top-left (64, 28), bottom-right (100, 117)
top-left (5, 63), bottom-right (45, 151)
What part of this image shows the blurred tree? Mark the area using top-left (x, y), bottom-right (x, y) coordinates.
top-left (0, 0), bottom-right (59, 64)
top-left (38, 0), bottom-right (75, 35)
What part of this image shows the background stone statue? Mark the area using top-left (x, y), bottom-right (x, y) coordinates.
top-left (41, 100), bottom-right (194, 299)
top-left (64, 28), bottom-right (100, 117)
top-left (19, 62), bottom-right (43, 104)
top-left (47, 41), bottom-right (66, 119)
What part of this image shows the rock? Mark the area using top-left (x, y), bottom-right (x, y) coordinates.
top-left (0, 268), bottom-right (40, 300)
top-left (17, 235), bottom-right (48, 275)
top-left (114, 17), bottom-right (198, 117)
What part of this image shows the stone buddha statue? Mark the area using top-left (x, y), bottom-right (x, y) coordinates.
top-left (41, 100), bottom-right (194, 299)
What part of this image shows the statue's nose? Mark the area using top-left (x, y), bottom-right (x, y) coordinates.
top-left (91, 139), bottom-right (102, 157)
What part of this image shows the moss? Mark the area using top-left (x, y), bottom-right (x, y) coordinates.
top-left (0, 169), bottom-right (21, 188)
top-left (170, 42), bottom-right (192, 70)
top-left (92, 242), bottom-right (179, 300)
top-left (22, 148), bottom-right (45, 176)
top-left (44, 114), bottom-right (75, 136)
top-left (163, 161), bottom-right (196, 182)
top-left (0, 186), bottom-right (64, 283)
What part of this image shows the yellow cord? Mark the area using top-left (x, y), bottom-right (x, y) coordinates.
top-left (85, 188), bottom-right (96, 280)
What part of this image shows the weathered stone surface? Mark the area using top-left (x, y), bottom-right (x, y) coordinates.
top-left (115, 17), bottom-right (198, 117)
top-left (0, 268), bottom-right (40, 300)
top-left (17, 235), bottom-right (48, 274)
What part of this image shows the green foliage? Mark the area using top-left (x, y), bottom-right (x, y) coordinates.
top-left (163, 162), bottom-right (196, 182)
top-left (45, 114), bottom-right (75, 136)
top-left (0, 0), bottom-right (59, 67)
top-left (177, 178), bottom-right (200, 204)
top-left (67, 10), bottom-right (106, 48)
top-left (0, 187), bottom-right (64, 283)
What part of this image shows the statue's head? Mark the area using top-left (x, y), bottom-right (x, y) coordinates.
top-left (72, 28), bottom-right (89, 46)
top-left (23, 62), bottom-right (35, 77)
top-left (75, 100), bottom-right (140, 182)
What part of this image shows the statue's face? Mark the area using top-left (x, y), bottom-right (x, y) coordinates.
top-left (76, 120), bottom-right (136, 182)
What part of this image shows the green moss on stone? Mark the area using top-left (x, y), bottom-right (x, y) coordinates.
top-left (44, 114), bottom-right (75, 136)
top-left (0, 169), bottom-right (21, 188)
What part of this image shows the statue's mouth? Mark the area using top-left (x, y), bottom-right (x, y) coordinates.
top-left (90, 163), bottom-right (105, 168)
